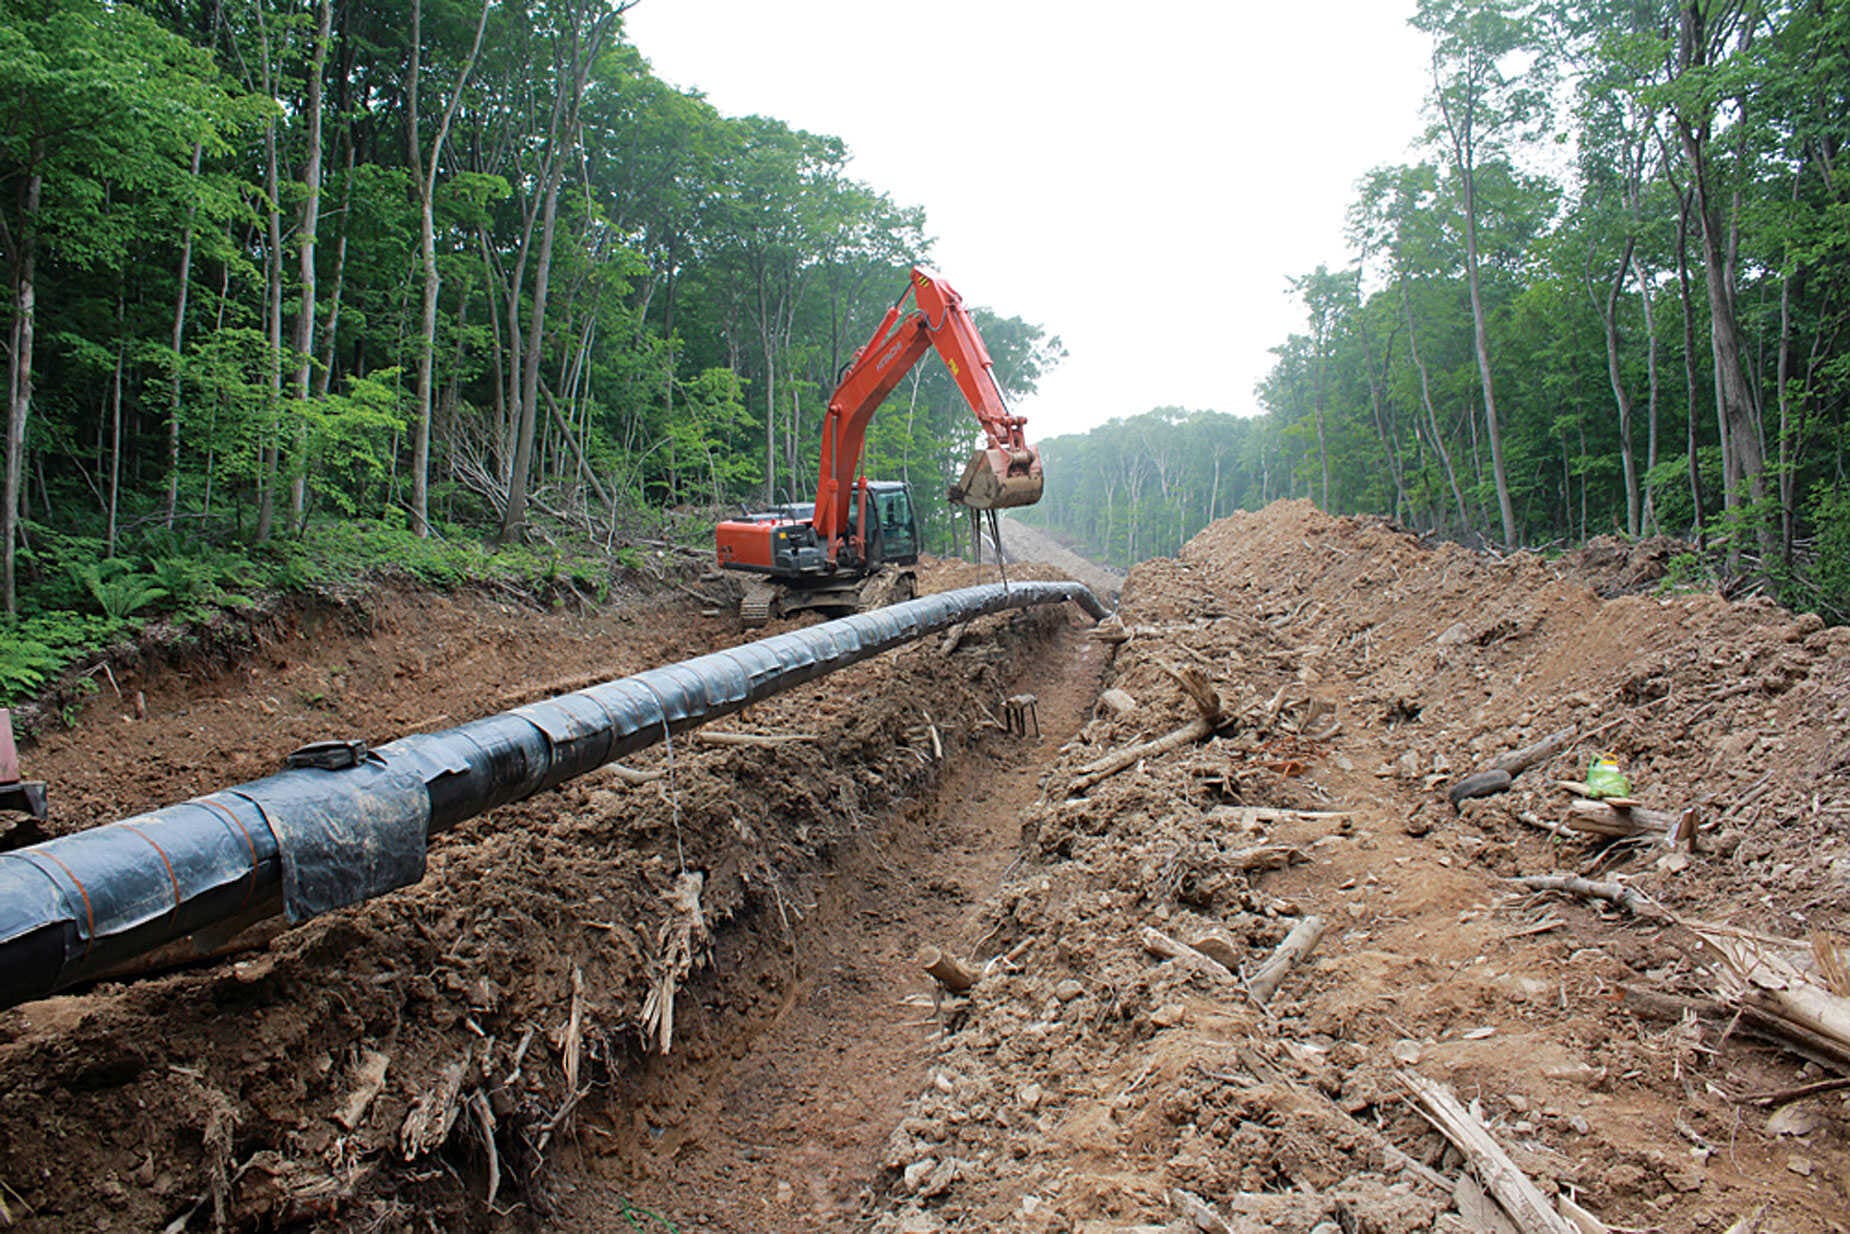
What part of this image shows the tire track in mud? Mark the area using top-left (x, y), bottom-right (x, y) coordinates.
top-left (558, 621), bottom-right (1110, 1233)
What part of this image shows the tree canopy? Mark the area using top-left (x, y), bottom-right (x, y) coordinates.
top-left (1023, 0), bottom-right (1850, 621)
top-left (0, 0), bottom-right (1058, 629)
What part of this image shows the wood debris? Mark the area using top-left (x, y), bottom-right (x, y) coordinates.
top-left (1248, 914), bottom-right (1324, 1005)
top-left (1073, 661), bottom-right (1226, 791)
top-left (400, 1049), bottom-right (472, 1162)
top-left (332, 1048), bottom-right (390, 1132)
top-left (641, 872), bottom-right (711, 1055)
top-left (1398, 1070), bottom-right (1580, 1234)
top-left (918, 945), bottom-right (979, 993)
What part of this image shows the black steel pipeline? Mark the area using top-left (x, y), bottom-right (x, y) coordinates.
top-left (0, 581), bottom-right (1106, 1009)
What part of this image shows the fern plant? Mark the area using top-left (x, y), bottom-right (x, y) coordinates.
top-left (0, 639), bottom-right (65, 705)
top-left (71, 560), bottom-right (168, 621)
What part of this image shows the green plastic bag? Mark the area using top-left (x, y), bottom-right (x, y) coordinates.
top-left (1586, 752), bottom-right (1631, 799)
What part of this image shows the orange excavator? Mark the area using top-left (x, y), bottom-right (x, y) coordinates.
top-left (714, 267), bottom-right (1045, 626)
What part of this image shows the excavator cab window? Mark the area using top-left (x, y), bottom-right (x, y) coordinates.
top-left (874, 487), bottom-right (918, 564)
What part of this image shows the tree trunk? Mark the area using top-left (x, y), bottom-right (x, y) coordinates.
top-left (255, 0), bottom-right (283, 543)
top-left (1403, 278), bottom-right (1470, 531)
top-left (1439, 78), bottom-right (1516, 544)
top-left (3, 158), bottom-right (41, 615)
top-left (1592, 235), bottom-right (1640, 535)
top-left (503, 174), bottom-right (563, 541)
top-left (1637, 257), bottom-right (1661, 535)
top-left (1357, 308), bottom-right (1408, 521)
top-left (1674, 186), bottom-right (1706, 547)
top-left (106, 293), bottom-right (126, 557)
top-left (165, 142), bottom-right (204, 529)
top-left (1463, 172), bottom-right (1516, 543)
top-left (409, 0), bottom-right (490, 537)
top-left (1676, 4), bottom-right (1766, 566)
top-left (287, 0), bottom-right (333, 532)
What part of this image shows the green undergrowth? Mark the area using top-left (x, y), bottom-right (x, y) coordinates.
top-left (0, 515), bottom-right (668, 711)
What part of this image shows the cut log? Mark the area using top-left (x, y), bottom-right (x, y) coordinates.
top-left (1142, 927), bottom-right (1239, 986)
top-left (1449, 768), bottom-right (1513, 808)
top-left (1562, 799), bottom-right (1678, 838)
top-left (1621, 982), bottom-right (1850, 1073)
top-left (1489, 727), bottom-right (1576, 777)
top-left (1248, 915), bottom-right (1325, 1005)
top-left (1398, 1070), bottom-right (1580, 1234)
top-left (1692, 925), bottom-right (1850, 1066)
top-left (918, 945), bottom-right (979, 993)
top-left (939, 622), bottom-right (969, 654)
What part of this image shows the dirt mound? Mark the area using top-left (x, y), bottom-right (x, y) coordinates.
top-left (871, 500), bottom-right (1850, 1233)
top-left (998, 517), bottom-right (1125, 604)
top-left (1563, 533), bottom-right (1686, 597)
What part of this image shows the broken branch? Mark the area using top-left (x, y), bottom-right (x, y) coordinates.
top-left (1248, 914), bottom-right (1325, 1005)
top-left (1398, 1070), bottom-right (1580, 1234)
top-left (918, 945), bottom-right (979, 993)
top-left (1514, 873), bottom-right (1656, 917)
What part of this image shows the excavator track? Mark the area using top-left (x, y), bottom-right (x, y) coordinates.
top-left (740, 579), bottom-right (779, 628)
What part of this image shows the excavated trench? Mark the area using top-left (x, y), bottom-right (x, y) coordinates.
top-left (0, 561), bottom-right (1109, 1233)
top-left (559, 620), bottom-right (1108, 1231)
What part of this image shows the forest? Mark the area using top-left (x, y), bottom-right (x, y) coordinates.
top-left (1024, 0), bottom-right (1850, 620)
top-left (6, 0), bottom-right (1850, 711)
top-left (0, 0), bottom-right (1062, 698)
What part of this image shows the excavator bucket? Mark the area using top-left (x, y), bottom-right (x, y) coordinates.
top-left (950, 445), bottom-right (1044, 511)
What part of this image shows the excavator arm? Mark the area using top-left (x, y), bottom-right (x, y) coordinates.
top-left (811, 267), bottom-right (1043, 563)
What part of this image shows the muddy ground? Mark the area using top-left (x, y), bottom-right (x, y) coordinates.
top-left (3, 503), bottom-right (1849, 1233)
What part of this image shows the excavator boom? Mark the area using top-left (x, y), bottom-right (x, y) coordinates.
top-left (813, 267), bottom-right (1042, 552)
top-left (715, 266), bottom-right (1044, 624)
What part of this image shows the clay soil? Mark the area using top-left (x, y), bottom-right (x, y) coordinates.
top-left (3, 503), bottom-right (1849, 1234)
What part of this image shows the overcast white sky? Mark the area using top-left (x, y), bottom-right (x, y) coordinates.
top-left (624, 2), bottom-right (1433, 440)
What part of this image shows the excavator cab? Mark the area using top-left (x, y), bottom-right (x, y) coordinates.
top-left (846, 481), bottom-right (919, 567)
top-left (871, 483), bottom-right (919, 565)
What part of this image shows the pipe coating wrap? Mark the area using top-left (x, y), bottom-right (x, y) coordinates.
top-left (0, 580), bottom-right (1106, 1008)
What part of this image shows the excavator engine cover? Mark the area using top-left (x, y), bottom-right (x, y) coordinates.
top-left (951, 445), bottom-right (1044, 511)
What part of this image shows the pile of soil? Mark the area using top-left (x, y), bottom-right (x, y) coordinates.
top-left (997, 517), bottom-right (1126, 605)
top-left (870, 501), bottom-right (1850, 1233)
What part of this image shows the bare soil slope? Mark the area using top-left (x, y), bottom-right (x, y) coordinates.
top-left (872, 501), bottom-right (1850, 1233)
